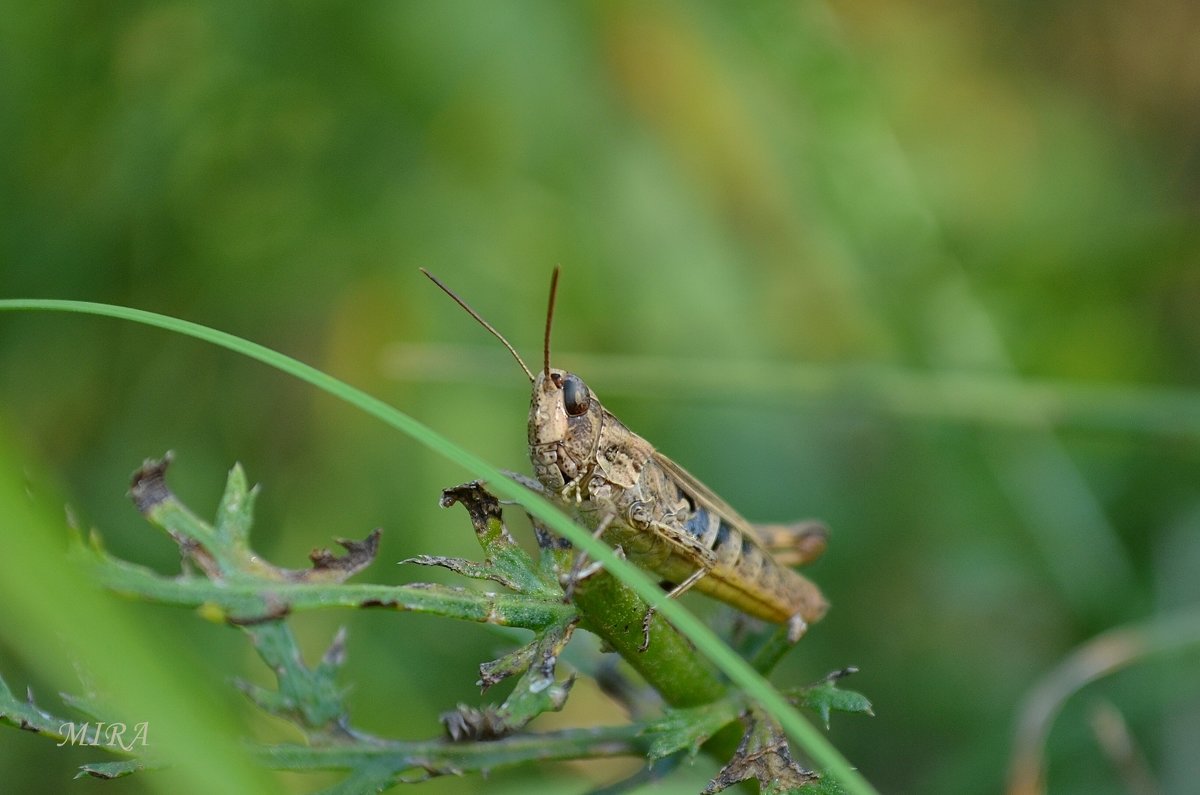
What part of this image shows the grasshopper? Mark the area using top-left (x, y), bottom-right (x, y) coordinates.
top-left (422, 268), bottom-right (829, 648)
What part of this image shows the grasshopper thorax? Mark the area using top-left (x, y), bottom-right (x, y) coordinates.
top-left (528, 368), bottom-right (604, 492)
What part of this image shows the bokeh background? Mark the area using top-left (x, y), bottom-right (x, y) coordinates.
top-left (2, 2), bottom-right (1200, 793)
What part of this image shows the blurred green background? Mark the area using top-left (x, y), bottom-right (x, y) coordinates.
top-left (2, 2), bottom-right (1199, 793)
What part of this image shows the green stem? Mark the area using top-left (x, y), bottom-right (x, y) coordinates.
top-left (258, 724), bottom-right (645, 774)
top-left (572, 572), bottom-right (728, 708)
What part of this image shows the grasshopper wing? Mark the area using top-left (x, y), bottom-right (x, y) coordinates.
top-left (650, 451), bottom-right (763, 545)
top-left (651, 451), bottom-right (827, 566)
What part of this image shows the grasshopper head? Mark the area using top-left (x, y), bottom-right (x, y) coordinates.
top-left (528, 367), bottom-right (603, 491)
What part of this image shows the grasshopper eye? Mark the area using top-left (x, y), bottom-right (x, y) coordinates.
top-left (562, 374), bottom-right (591, 417)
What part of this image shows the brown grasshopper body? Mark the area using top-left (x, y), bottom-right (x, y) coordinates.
top-left (529, 366), bottom-right (828, 639)
top-left (423, 268), bottom-right (829, 643)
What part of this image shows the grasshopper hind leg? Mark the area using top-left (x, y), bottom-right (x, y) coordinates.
top-left (752, 521), bottom-right (829, 567)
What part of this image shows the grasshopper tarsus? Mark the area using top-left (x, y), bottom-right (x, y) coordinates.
top-left (638, 611), bottom-right (654, 653)
top-left (637, 568), bottom-right (707, 652)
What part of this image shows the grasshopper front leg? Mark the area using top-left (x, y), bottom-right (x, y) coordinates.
top-left (502, 470), bottom-right (617, 600)
top-left (561, 513), bottom-right (617, 602)
top-left (639, 567), bottom-right (708, 652)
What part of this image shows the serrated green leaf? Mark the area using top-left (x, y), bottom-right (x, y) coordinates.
top-left (642, 699), bottom-right (743, 760)
top-left (790, 678), bottom-right (874, 730)
top-left (214, 462), bottom-right (258, 547)
top-left (478, 637), bottom-right (540, 692)
top-left (445, 617), bottom-right (578, 739)
top-left (801, 774), bottom-right (852, 795)
top-left (401, 553), bottom-right (534, 592)
top-left (75, 759), bottom-right (146, 779)
top-left (76, 535), bottom-right (572, 628)
top-left (130, 455), bottom-right (381, 585)
top-left (0, 674), bottom-right (66, 738)
top-left (434, 482), bottom-right (562, 598)
top-left (3, 676), bottom-right (154, 779)
top-left (244, 622), bottom-right (348, 732)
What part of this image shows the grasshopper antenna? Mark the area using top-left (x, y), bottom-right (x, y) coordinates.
top-left (420, 268), bottom-right (535, 383)
top-left (543, 266), bottom-right (560, 379)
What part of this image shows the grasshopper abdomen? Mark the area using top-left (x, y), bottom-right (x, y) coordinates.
top-left (624, 452), bottom-right (829, 632)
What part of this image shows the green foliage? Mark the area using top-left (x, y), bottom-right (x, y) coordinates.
top-left (788, 670), bottom-right (874, 731)
top-left (0, 299), bottom-right (874, 794)
top-left (0, 674), bottom-right (78, 743)
top-left (643, 701), bottom-right (745, 761)
top-left (2, 454), bottom-right (872, 792)
top-left (0, 433), bottom-right (277, 795)
top-left (405, 482), bottom-right (563, 601)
